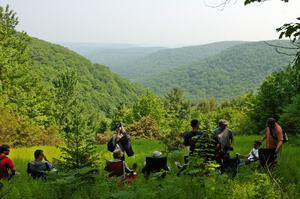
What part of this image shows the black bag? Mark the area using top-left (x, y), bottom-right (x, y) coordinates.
top-left (0, 157), bottom-right (7, 179)
top-left (107, 136), bottom-right (134, 157)
top-left (107, 138), bottom-right (115, 152)
top-left (270, 128), bottom-right (288, 143)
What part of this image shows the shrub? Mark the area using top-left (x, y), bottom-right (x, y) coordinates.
top-left (127, 116), bottom-right (160, 139)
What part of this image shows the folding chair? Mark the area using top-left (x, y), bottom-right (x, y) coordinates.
top-left (105, 160), bottom-right (125, 178)
top-left (143, 157), bottom-right (169, 177)
top-left (258, 148), bottom-right (277, 169)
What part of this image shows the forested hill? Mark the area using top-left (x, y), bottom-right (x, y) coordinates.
top-left (61, 42), bottom-right (165, 73)
top-left (29, 38), bottom-right (145, 116)
top-left (117, 41), bottom-right (246, 78)
top-left (140, 40), bottom-right (295, 100)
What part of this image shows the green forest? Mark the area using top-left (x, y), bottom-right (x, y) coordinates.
top-left (76, 38), bottom-right (295, 101)
top-left (1, 0), bottom-right (300, 198)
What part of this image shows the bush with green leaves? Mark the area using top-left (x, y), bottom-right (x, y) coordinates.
top-left (53, 70), bottom-right (98, 170)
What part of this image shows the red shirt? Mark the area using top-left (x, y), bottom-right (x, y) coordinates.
top-left (0, 154), bottom-right (15, 179)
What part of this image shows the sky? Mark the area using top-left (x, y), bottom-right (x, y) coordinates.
top-left (0, 0), bottom-right (299, 47)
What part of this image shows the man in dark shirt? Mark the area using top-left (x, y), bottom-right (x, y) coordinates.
top-left (27, 149), bottom-right (54, 179)
top-left (183, 119), bottom-right (203, 154)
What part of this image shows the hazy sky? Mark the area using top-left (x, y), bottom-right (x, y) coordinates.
top-left (0, 0), bottom-right (299, 47)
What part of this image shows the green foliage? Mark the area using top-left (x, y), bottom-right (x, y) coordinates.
top-left (0, 5), bottom-right (58, 145)
top-left (127, 116), bottom-right (160, 139)
top-left (53, 70), bottom-right (98, 170)
top-left (138, 41), bottom-right (294, 100)
top-left (164, 88), bottom-right (191, 132)
top-left (132, 91), bottom-right (165, 124)
top-left (280, 94), bottom-right (300, 135)
top-left (0, 5), bottom-right (145, 146)
top-left (117, 41), bottom-right (245, 79)
top-left (251, 63), bottom-right (300, 133)
top-left (184, 134), bottom-right (219, 177)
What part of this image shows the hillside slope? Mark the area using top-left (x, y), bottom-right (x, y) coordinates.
top-left (119, 41), bottom-right (246, 79)
top-left (29, 38), bottom-right (145, 116)
top-left (140, 41), bottom-right (295, 100)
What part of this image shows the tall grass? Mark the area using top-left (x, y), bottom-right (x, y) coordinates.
top-left (1, 136), bottom-right (299, 199)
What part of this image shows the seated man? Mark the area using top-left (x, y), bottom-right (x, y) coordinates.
top-left (142, 151), bottom-right (169, 177)
top-left (0, 145), bottom-right (16, 180)
top-left (246, 141), bottom-right (261, 164)
top-left (237, 140), bottom-right (261, 166)
top-left (105, 149), bottom-right (136, 178)
top-left (27, 149), bottom-right (55, 179)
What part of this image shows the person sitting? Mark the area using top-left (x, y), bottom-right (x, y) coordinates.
top-left (237, 141), bottom-right (261, 166)
top-left (27, 149), bottom-right (55, 179)
top-left (142, 151), bottom-right (169, 178)
top-left (246, 141), bottom-right (261, 164)
top-left (105, 149), bottom-right (136, 178)
top-left (0, 145), bottom-right (16, 180)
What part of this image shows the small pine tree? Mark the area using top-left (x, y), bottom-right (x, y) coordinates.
top-left (184, 132), bottom-right (219, 177)
top-left (53, 70), bottom-right (98, 169)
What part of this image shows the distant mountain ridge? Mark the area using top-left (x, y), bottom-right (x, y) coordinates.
top-left (140, 40), bottom-right (295, 100)
top-left (120, 41), bottom-right (246, 79)
top-left (60, 42), bottom-right (165, 72)
top-left (62, 40), bottom-right (295, 100)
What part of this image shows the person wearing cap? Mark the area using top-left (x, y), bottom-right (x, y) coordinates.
top-left (213, 119), bottom-right (234, 166)
top-left (141, 151), bottom-right (170, 175)
top-left (0, 145), bottom-right (16, 180)
top-left (105, 148), bottom-right (133, 174)
top-left (213, 119), bottom-right (234, 152)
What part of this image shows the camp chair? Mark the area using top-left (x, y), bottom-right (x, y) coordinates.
top-left (258, 148), bottom-right (277, 169)
top-left (27, 162), bottom-right (49, 179)
top-left (143, 156), bottom-right (169, 177)
top-left (105, 160), bottom-right (126, 178)
top-left (105, 160), bottom-right (137, 185)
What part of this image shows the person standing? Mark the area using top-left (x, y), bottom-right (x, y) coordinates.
top-left (183, 119), bottom-right (203, 155)
top-left (213, 119), bottom-right (234, 168)
top-left (107, 123), bottom-right (134, 160)
top-left (265, 118), bottom-right (284, 153)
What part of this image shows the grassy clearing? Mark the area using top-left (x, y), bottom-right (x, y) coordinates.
top-left (1, 136), bottom-right (300, 199)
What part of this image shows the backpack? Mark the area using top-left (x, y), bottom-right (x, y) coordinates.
top-left (270, 128), bottom-right (288, 143)
top-left (0, 157), bottom-right (7, 179)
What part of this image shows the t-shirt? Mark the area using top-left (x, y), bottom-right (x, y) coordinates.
top-left (28, 160), bottom-right (53, 172)
top-left (0, 154), bottom-right (15, 179)
top-left (248, 148), bottom-right (259, 161)
top-left (183, 131), bottom-right (203, 152)
top-left (213, 127), bottom-right (233, 151)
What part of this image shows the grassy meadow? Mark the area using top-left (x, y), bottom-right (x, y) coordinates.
top-left (1, 136), bottom-right (299, 199)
